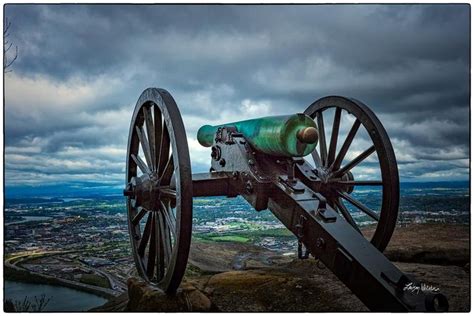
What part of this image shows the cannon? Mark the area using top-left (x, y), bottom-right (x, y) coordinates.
top-left (123, 88), bottom-right (449, 311)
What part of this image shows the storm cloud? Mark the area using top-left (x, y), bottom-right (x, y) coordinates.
top-left (4, 4), bottom-right (470, 190)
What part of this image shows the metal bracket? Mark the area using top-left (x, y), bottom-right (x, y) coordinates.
top-left (298, 241), bottom-right (310, 259)
top-left (295, 215), bottom-right (310, 259)
top-left (215, 126), bottom-right (238, 145)
top-left (279, 175), bottom-right (305, 193)
top-left (316, 199), bottom-right (337, 223)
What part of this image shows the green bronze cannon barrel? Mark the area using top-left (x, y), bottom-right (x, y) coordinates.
top-left (197, 113), bottom-right (318, 157)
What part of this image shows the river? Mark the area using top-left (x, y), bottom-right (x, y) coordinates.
top-left (6, 216), bottom-right (53, 226)
top-left (5, 280), bottom-right (108, 311)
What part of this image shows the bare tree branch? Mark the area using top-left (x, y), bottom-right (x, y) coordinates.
top-left (4, 17), bottom-right (18, 73)
top-left (5, 42), bottom-right (12, 53)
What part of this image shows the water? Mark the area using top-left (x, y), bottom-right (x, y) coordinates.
top-left (6, 216), bottom-right (53, 226)
top-left (61, 198), bottom-right (93, 202)
top-left (4, 281), bottom-right (108, 312)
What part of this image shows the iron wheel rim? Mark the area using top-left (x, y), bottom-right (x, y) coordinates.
top-left (125, 88), bottom-right (192, 293)
top-left (304, 96), bottom-right (399, 251)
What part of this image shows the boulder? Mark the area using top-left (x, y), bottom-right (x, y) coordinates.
top-left (125, 278), bottom-right (212, 312)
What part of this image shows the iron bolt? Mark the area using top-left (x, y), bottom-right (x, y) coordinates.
top-left (232, 171), bottom-right (239, 180)
top-left (316, 237), bottom-right (325, 249)
top-left (248, 159), bottom-right (255, 166)
top-left (219, 158), bottom-right (226, 167)
top-left (294, 158), bottom-right (304, 165)
top-left (211, 146), bottom-right (221, 161)
top-left (245, 181), bottom-right (253, 193)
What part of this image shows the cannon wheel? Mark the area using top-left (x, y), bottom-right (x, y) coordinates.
top-left (304, 96), bottom-right (399, 251)
top-left (125, 88), bottom-right (192, 293)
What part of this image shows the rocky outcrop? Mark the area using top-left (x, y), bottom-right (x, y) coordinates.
top-left (125, 278), bottom-right (212, 312)
top-left (202, 268), bottom-right (367, 312)
top-left (394, 262), bottom-right (469, 312)
top-left (383, 224), bottom-right (469, 265)
top-left (93, 223), bottom-right (470, 312)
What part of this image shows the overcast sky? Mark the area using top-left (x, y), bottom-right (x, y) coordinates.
top-left (4, 4), bottom-right (470, 192)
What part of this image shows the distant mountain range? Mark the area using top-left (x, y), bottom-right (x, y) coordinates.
top-left (4, 180), bottom-right (469, 200)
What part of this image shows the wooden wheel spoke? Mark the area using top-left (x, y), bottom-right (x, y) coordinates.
top-left (334, 145), bottom-right (376, 178)
top-left (330, 119), bottom-right (361, 172)
top-left (143, 106), bottom-right (156, 171)
top-left (138, 213), bottom-right (153, 257)
top-left (131, 154), bottom-right (151, 175)
top-left (135, 126), bottom-right (153, 170)
top-left (338, 191), bottom-right (380, 221)
top-left (160, 155), bottom-right (174, 185)
top-left (131, 207), bottom-right (148, 226)
top-left (327, 107), bottom-right (341, 166)
top-left (165, 232), bottom-right (172, 264)
top-left (155, 212), bottom-right (164, 281)
top-left (146, 213), bottom-right (157, 279)
top-left (158, 124), bottom-right (171, 177)
top-left (162, 200), bottom-right (177, 223)
top-left (334, 198), bottom-right (362, 234)
top-left (158, 212), bottom-right (172, 264)
top-left (316, 111), bottom-right (327, 167)
top-left (153, 105), bottom-right (163, 172)
top-left (160, 201), bottom-right (177, 237)
top-left (311, 150), bottom-right (322, 167)
top-left (160, 187), bottom-right (177, 200)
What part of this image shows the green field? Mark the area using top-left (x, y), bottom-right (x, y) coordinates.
top-left (209, 235), bottom-right (250, 243)
top-left (194, 227), bottom-right (293, 244)
top-left (79, 274), bottom-right (110, 288)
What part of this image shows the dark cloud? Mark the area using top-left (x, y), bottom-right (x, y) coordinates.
top-left (4, 4), bottom-right (470, 188)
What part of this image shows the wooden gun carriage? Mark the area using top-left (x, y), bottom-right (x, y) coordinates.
top-left (123, 88), bottom-right (449, 311)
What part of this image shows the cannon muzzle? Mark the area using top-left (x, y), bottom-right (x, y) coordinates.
top-left (197, 113), bottom-right (318, 157)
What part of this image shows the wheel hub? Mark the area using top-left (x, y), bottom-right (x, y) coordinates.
top-left (340, 171), bottom-right (354, 194)
top-left (313, 167), bottom-right (354, 195)
top-left (124, 174), bottom-right (166, 211)
top-left (314, 167), bottom-right (330, 183)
